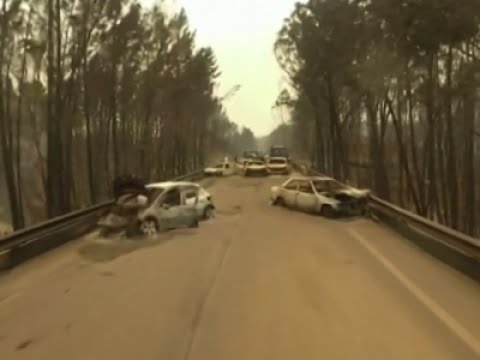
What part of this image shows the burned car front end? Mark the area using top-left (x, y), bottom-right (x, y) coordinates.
top-left (313, 178), bottom-right (370, 217)
top-left (244, 161), bottom-right (269, 177)
top-left (330, 191), bottom-right (369, 215)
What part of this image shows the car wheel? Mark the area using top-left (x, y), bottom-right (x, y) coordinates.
top-left (189, 218), bottom-right (199, 228)
top-left (203, 206), bottom-right (215, 220)
top-left (99, 227), bottom-right (111, 237)
top-left (360, 206), bottom-right (368, 217)
top-left (139, 218), bottom-right (158, 237)
top-left (320, 205), bottom-right (336, 218)
top-left (274, 197), bottom-right (285, 207)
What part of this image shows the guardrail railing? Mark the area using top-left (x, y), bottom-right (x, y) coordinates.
top-left (0, 170), bottom-right (206, 270)
top-left (292, 160), bottom-right (480, 281)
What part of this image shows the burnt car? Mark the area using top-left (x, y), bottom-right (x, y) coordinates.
top-left (270, 176), bottom-right (369, 217)
top-left (98, 176), bottom-right (200, 237)
top-left (243, 159), bottom-right (269, 177)
top-left (266, 157), bottom-right (291, 175)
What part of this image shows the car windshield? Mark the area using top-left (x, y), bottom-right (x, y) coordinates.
top-left (146, 187), bottom-right (165, 202)
top-left (270, 159), bottom-right (286, 164)
top-left (250, 161), bottom-right (264, 166)
top-left (244, 151), bottom-right (259, 158)
top-left (312, 180), bottom-right (346, 192)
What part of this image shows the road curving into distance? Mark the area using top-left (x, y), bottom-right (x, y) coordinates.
top-left (0, 174), bottom-right (479, 360)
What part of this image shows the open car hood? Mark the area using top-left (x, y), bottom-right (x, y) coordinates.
top-left (332, 188), bottom-right (370, 201)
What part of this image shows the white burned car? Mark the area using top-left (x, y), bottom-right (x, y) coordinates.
top-left (204, 162), bottom-right (234, 177)
top-left (243, 160), bottom-right (268, 177)
top-left (270, 176), bottom-right (369, 217)
top-left (267, 157), bottom-right (291, 175)
top-left (137, 182), bottom-right (215, 236)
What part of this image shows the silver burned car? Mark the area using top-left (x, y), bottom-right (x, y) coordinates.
top-left (136, 183), bottom-right (198, 236)
top-left (138, 182), bottom-right (215, 236)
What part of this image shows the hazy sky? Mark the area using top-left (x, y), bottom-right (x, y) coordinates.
top-left (141, 0), bottom-right (297, 136)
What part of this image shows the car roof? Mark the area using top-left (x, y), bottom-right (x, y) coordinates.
top-left (286, 175), bottom-right (333, 182)
top-left (146, 181), bottom-right (201, 189)
top-left (248, 160), bottom-right (265, 164)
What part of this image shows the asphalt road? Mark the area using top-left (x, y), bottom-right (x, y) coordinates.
top-left (0, 175), bottom-right (479, 360)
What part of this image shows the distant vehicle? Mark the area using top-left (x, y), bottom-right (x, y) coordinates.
top-left (204, 162), bottom-right (233, 177)
top-left (243, 150), bottom-right (260, 160)
top-left (244, 159), bottom-right (268, 177)
top-left (267, 157), bottom-right (291, 175)
top-left (270, 176), bottom-right (369, 217)
top-left (270, 145), bottom-right (289, 159)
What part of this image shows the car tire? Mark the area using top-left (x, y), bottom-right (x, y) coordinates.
top-left (99, 227), bottom-right (111, 237)
top-left (203, 206), bottom-right (215, 220)
top-left (274, 197), bottom-right (285, 207)
top-left (189, 218), bottom-right (199, 228)
top-left (360, 206), bottom-right (368, 217)
top-left (320, 205), bottom-right (336, 219)
top-left (139, 218), bottom-right (159, 237)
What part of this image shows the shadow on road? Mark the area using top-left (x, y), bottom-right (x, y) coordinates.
top-left (77, 229), bottom-right (197, 263)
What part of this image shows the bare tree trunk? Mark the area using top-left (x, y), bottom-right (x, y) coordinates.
top-left (110, 66), bottom-right (119, 178)
top-left (83, 61), bottom-right (96, 203)
top-left (463, 77), bottom-right (476, 235)
top-left (445, 45), bottom-right (458, 228)
top-left (365, 93), bottom-right (390, 200)
top-left (0, 0), bottom-right (22, 229)
top-left (405, 67), bottom-right (426, 214)
top-left (385, 96), bottom-right (422, 213)
top-left (13, 9), bottom-right (33, 228)
top-left (425, 53), bottom-right (437, 218)
top-left (46, 0), bottom-right (64, 218)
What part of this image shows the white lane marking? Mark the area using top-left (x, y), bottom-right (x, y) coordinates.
top-left (347, 228), bottom-right (480, 356)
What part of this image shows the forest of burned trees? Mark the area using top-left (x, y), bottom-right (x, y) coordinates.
top-left (0, 0), bottom-right (250, 229)
top-left (275, 0), bottom-right (480, 236)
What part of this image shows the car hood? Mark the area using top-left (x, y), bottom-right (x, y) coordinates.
top-left (331, 188), bottom-right (370, 201)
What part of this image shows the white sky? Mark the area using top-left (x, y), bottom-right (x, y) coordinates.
top-left (140, 0), bottom-right (297, 136)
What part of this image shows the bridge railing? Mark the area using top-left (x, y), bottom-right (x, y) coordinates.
top-left (292, 160), bottom-right (480, 281)
top-left (0, 170), bottom-right (205, 270)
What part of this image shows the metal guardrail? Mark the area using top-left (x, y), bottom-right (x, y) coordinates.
top-left (292, 160), bottom-right (480, 281)
top-left (0, 170), bottom-right (205, 270)
top-left (368, 196), bottom-right (480, 281)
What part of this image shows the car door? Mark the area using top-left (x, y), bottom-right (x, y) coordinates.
top-left (281, 180), bottom-right (299, 207)
top-left (156, 187), bottom-right (186, 229)
top-left (184, 187), bottom-right (202, 218)
top-left (173, 186), bottom-right (199, 226)
top-left (223, 162), bottom-right (233, 176)
top-left (296, 180), bottom-right (317, 212)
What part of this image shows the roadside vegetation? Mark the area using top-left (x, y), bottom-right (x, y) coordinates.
top-left (0, 0), bottom-right (253, 229)
top-left (273, 0), bottom-right (480, 236)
